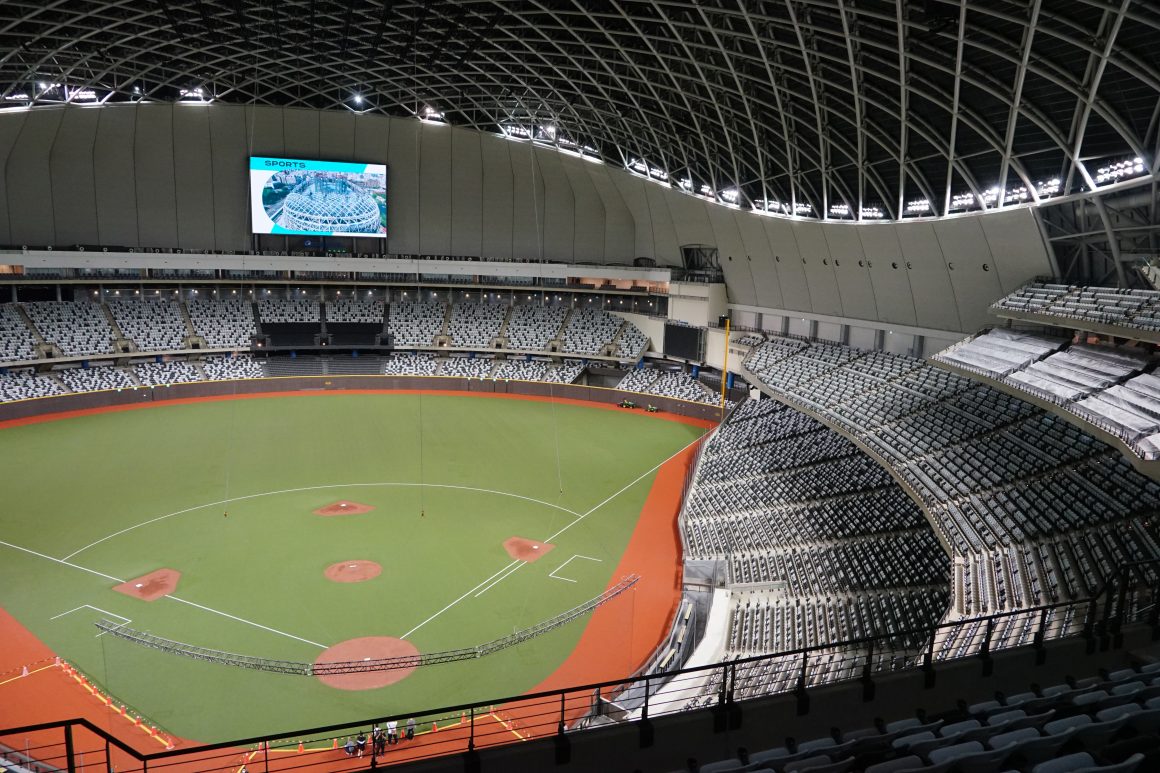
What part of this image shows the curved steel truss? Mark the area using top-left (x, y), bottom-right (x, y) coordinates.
top-left (0, 0), bottom-right (1157, 222)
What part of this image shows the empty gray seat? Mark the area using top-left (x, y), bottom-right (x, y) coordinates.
top-left (893, 731), bottom-right (936, 749)
top-left (865, 756), bottom-right (923, 773)
top-left (997, 729), bottom-right (1075, 765)
top-left (929, 741), bottom-right (984, 764)
top-left (1046, 714), bottom-right (1091, 735)
top-left (783, 755), bottom-right (834, 772)
top-left (988, 727), bottom-right (1039, 749)
top-left (1032, 752), bottom-right (1144, 773)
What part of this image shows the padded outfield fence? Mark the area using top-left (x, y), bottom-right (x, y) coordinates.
top-left (92, 575), bottom-right (640, 676)
top-left (4, 563), bottom-right (1158, 773)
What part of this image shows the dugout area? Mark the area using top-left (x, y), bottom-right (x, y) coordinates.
top-left (0, 391), bottom-right (708, 744)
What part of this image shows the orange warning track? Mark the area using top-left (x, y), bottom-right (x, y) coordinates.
top-left (0, 389), bottom-right (712, 768)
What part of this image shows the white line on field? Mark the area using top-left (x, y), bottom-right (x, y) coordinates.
top-left (61, 482), bottom-right (582, 562)
top-left (545, 434), bottom-right (704, 544)
top-left (402, 433), bottom-right (704, 633)
top-left (51, 605), bottom-right (130, 622)
top-left (164, 596), bottom-right (327, 649)
top-left (399, 561), bottom-right (520, 640)
top-left (0, 539), bottom-right (325, 649)
top-left (51, 604), bottom-right (132, 636)
top-left (548, 554), bottom-right (603, 583)
top-left (0, 540), bottom-right (125, 583)
top-left (474, 562), bottom-right (524, 597)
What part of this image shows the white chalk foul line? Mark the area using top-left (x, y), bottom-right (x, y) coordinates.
top-left (406, 434), bottom-right (704, 633)
top-left (474, 562), bottom-right (525, 597)
top-left (546, 434), bottom-right (705, 544)
top-left (61, 481), bottom-right (581, 562)
top-left (399, 561), bottom-right (520, 640)
top-left (0, 539), bottom-right (325, 650)
top-left (163, 596), bottom-right (327, 649)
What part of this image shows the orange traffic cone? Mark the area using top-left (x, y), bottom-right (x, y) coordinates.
top-left (297, 741), bottom-right (304, 754)
top-left (332, 738), bottom-right (338, 750)
top-left (431, 720), bottom-right (438, 733)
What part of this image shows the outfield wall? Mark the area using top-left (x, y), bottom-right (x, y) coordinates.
top-left (0, 377), bottom-right (733, 424)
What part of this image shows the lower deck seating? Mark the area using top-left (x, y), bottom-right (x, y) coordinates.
top-left (743, 337), bottom-right (1160, 629)
top-left (201, 354), bottom-right (263, 380)
top-left (0, 369), bottom-right (65, 401)
top-left (679, 397), bottom-right (949, 704)
top-left (55, 365), bottom-right (135, 392)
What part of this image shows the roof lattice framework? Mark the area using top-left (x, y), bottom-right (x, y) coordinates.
top-left (1, 0), bottom-right (1157, 221)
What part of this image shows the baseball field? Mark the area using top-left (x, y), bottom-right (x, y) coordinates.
top-left (0, 390), bottom-right (708, 744)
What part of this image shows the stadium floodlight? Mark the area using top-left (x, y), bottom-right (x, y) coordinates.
top-left (950, 191), bottom-right (976, 210)
top-left (720, 188), bottom-right (740, 203)
top-left (829, 203), bottom-right (850, 217)
top-left (905, 198), bottom-right (931, 214)
top-left (1096, 156), bottom-right (1146, 184)
top-left (860, 206), bottom-right (884, 219)
top-left (678, 177), bottom-right (693, 191)
top-left (353, 94), bottom-right (363, 105)
top-left (792, 202), bottom-right (812, 215)
top-left (1037, 178), bottom-right (1061, 196)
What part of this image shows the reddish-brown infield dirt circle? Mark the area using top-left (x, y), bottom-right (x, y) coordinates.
top-left (313, 637), bottom-right (421, 690)
top-left (313, 500), bottom-right (375, 516)
top-left (324, 560), bottom-right (382, 583)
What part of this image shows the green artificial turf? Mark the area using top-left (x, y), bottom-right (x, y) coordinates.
top-left (0, 393), bottom-right (704, 742)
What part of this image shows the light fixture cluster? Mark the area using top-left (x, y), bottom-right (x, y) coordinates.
top-left (860, 206), bottom-right (885, 219)
top-left (719, 188), bottom-right (740, 203)
top-left (828, 203), bottom-right (850, 217)
top-left (628, 158), bottom-right (668, 181)
top-left (905, 198), bottom-right (932, 214)
top-left (752, 198), bottom-right (811, 216)
top-left (421, 106), bottom-right (444, 122)
top-left (1096, 157), bottom-right (1145, 184)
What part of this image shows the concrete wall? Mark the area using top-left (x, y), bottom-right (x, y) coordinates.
top-left (0, 104), bottom-right (1054, 333)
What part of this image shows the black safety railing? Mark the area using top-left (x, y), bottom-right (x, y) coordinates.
top-left (4, 560), bottom-right (1157, 773)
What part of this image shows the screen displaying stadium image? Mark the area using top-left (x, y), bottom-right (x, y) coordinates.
top-left (249, 157), bottom-right (387, 237)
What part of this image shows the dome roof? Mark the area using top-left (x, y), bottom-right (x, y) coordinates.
top-left (1, 0), bottom-right (1155, 220)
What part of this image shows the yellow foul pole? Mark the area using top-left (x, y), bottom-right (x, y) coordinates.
top-left (719, 318), bottom-right (731, 422)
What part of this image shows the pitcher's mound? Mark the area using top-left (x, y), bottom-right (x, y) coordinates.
top-left (324, 560), bottom-right (381, 583)
top-left (313, 500), bottom-right (374, 516)
top-left (113, 569), bottom-right (181, 602)
top-left (503, 537), bottom-right (556, 563)
top-left (314, 637), bottom-right (420, 690)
